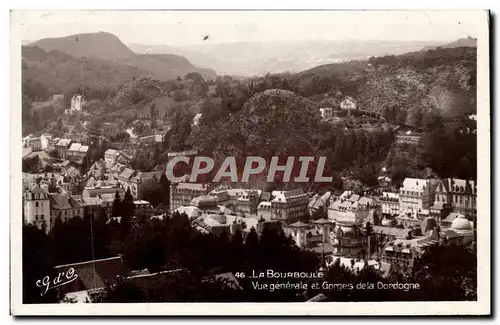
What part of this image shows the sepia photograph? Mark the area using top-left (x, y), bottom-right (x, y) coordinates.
top-left (10, 9), bottom-right (490, 316)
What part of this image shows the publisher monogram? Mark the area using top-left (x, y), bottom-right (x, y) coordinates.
top-left (36, 268), bottom-right (78, 296)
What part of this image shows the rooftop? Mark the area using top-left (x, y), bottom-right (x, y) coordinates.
top-left (401, 178), bottom-right (428, 191)
top-left (68, 143), bottom-right (82, 151)
top-left (56, 138), bottom-right (72, 147)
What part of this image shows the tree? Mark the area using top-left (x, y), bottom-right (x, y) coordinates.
top-left (121, 188), bottom-right (135, 232)
top-left (23, 225), bottom-right (59, 303)
top-left (111, 191), bottom-right (122, 219)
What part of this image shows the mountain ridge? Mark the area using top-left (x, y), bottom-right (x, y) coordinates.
top-left (28, 32), bottom-right (217, 80)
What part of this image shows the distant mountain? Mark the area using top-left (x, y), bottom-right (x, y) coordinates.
top-left (128, 43), bottom-right (227, 76)
top-left (28, 32), bottom-right (216, 80)
top-left (22, 45), bottom-right (150, 98)
top-left (130, 40), bottom-right (442, 77)
top-left (30, 32), bottom-right (135, 61)
top-left (421, 37), bottom-right (477, 51)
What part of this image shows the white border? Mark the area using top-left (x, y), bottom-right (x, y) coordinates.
top-left (9, 9), bottom-right (491, 316)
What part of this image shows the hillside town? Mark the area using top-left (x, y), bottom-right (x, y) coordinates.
top-left (18, 16), bottom-right (481, 305)
top-left (22, 89), bottom-right (477, 303)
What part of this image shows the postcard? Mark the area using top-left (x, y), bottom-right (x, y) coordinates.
top-left (10, 10), bottom-right (490, 316)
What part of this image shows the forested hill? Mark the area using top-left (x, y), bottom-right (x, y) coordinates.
top-left (296, 46), bottom-right (476, 124)
top-left (28, 32), bottom-right (217, 83)
top-left (181, 45), bottom-right (476, 186)
top-left (22, 46), bottom-right (151, 99)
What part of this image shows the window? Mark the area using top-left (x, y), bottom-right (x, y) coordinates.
top-left (65, 211), bottom-right (67, 216)
top-left (41, 215), bottom-right (44, 220)
top-left (35, 202), bottom-right (39, 207)
top-left (35, 215), bottom-right (38, 220)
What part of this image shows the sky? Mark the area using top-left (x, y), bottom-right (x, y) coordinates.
top-left (13, 10), bottom-right (483, 47)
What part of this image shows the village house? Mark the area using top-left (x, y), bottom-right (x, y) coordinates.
top-left (398, 178), bottom-right (437, 216)
top-left (117, 169), bottom-right (163, 200)
top-left (65, 94), bottom-right (84, 114)
top-left (55, 138), bottom-right (72, 159)
top-left (192, 113), bottom-right (203, 127)
top-left (170, 182), bottom-right (211, 211)
top-left (236, 190), bottom-right (261, 215)
top-left (379, 192), bottom-right (400, 217)
top-left (82, 185), bottom-right (125, 218)
top-left (319, 107), bottom-right (333, 120)
top-left (66, 143), bottom-right (89, 163)
top-left (55, 256), bottom-right (130, 303)
top-left (381, 229), bottom-right (440, 271)
top-left (23, 185), bottom-right (51, 233)
top-left (102, 122), bottom-right (118, 134)
top-left (49, 193), bottom-right (83, 223)
top-left (22, 134), bottom-right (42, 151)
top-left (308, 191), bottom-right (332, 218)
top-left (328, 191), bottom-right (380, 226)
top-left (22, 150), bottom-right (40, 172)
top-left (339, 96), bottom-right (357, 110)
top-left (104, 149), bottom-right (120, 167)
top-left (270, 189), bottom-right (309, 223)
top-left (433, 178), bottom-right (477, 216)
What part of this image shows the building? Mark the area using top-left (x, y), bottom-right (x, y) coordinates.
top-left (22, 151), bottom-right (40, 172)
top-left (191, 213), bottom-right (261, 238)
top-left (23, 185), bottom-right (51, 232)
top-left (189, 195), bottom-right (219, 210)
top-left (434, 178), bottom-right (477, 216)
top-left (257, 201), bottom-right (272, 220)
top-left (328, 191), bottom-right (380, 226)
top-left (134, 200), bottom-right (154, 215)
top-left (67, 143), bottom-right (89, 163)
top-left (330, 222), bottom-right (367, 258)
top-left (167, 149), bottom-right (199, 160)
top-left (340, 96), bottom-right (357, 110)
top-left (70, 94), bottom-right (84, 112)
top-left (192, 113), bottom-right (203, 126)
top-left (236, 190), bottom-right (260, 215)
top-left (287, 221), bottom-right (310, 248)
top-left (55, 138), bottom-right (72, 159)
top-left (22, 134), bottom-right (42, 151)
top-left (81, 186), bottom-right (125, 219)
top-left (102, 122), bottom-right (117, 134)
top-left (104, 149), bottom-right (120, 167)
top-left (55, 256), bottom-right (129, 303)
top-left (49, 193), bottom-right (83, 223)
top-left (208, 187), bottom-right (231, 204)
top-left (82, 185), bottom-right (125, 199)
top-left (169, 182), bottom-right (210, 211)
top-left (326, 192), bottom-right (381, 258)
top-left (117, 169), bottom-right (163, 200)
top-left (138, 135), bottom-right (157, 146)
top-left (319, 107), bottom-right (333, 120)
top-left (440, 214), bottom-right (474, 246)
top-left (308, 191), bottom-right (332, 219)
top-left (398, 178), bottom-right (437, 215)
top-left (40, 134), bottom-right (52, 150)
top-left (381, 229), bottom-right (440, 271)
top-left (270, 189), bottom-right (309, 223)
top-left (379, 192), bottom-right (399, 217)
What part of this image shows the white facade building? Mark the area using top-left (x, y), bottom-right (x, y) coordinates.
top-left (340, 96), bottom-right (357, 110)
top-left (104, 149), bottom-right (119, 166)
top-left (319, 107), bottom-right (333, 120)
top-left (23, 185), bottom-right (51, 233)
top-left (398, 178), bottom-right (437, 214)
top-left (71, 94), bottom-right (84, 112)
